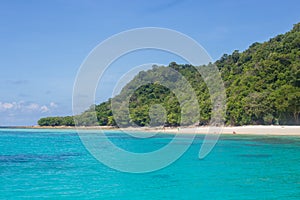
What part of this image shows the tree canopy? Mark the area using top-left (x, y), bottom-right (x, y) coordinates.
top-left (38, 23), bottom-right (300, 127)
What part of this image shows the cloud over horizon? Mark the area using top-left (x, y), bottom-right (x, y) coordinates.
top-left (0, 101), bottom-right (55, 113)
top-left (0, 101), bottom-right (60, 125)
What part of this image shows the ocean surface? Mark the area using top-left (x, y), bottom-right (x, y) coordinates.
top-left (1, 128), bottom-right (300, 199)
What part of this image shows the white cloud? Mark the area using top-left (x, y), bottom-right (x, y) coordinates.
top-left (0, 102), bottom-right (15, 111)
top-left (27, 103), bottom-right (40, 110)
top-left (50, 102), bottom-right (58, 108)
top-left (0, 101), bottom-right (63, 126)
top-left (0, 101), bottom-right (52, 113)
top-left (40, 105), bottom-right (50, 113)
top-left (2, 102), bottom-right (14, 109)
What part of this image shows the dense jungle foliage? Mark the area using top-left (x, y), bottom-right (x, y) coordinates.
top-left (38, 23), bottom-right (300, 126)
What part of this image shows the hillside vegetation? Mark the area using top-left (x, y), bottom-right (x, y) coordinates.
top-left (38, 23), bottom-right (300, 126)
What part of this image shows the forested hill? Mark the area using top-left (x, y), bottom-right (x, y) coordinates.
top-left (38, 23), bottom-right (300, 127)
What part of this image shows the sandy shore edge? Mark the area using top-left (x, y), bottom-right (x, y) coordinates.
top-left (1, 125), bottom-right (300, 136)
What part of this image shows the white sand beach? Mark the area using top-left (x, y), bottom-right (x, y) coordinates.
top-left (22, 125), bottom-right (300, 136)
top-left (159, 125), bottom-right (300, 135)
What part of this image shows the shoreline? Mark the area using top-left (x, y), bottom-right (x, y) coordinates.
top-left (1, 125), bottom-right (300, 136)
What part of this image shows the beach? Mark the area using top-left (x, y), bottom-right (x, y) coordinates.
top-left (165, 125), bottom-right (300, 135)
top-left (10, 125), bottom-right (300, 136)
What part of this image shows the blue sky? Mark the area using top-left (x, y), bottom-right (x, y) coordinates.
top-left (0, 0), bottom-right (300, 125)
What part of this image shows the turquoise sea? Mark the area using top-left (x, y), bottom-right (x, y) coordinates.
top-left (1, 128), bottom-right (300, 199)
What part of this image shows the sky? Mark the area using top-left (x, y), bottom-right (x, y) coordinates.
top-left (0, 0), bottom-right (300, 125)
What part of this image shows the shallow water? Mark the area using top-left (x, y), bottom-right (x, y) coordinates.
top-left (1, 128), bottom-right (300, 199)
